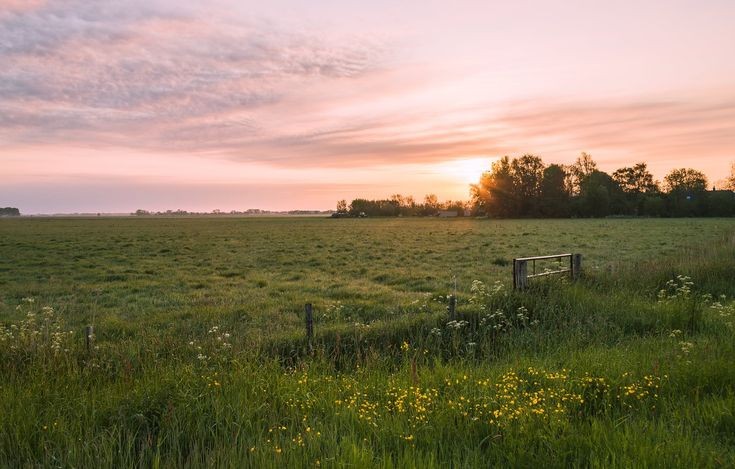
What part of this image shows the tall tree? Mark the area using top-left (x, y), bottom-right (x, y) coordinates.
top-left (511, 154), bottom-right (545, 216)
top-left (569, 152), bottom-right (598, 195)
top-left (422, 194), bottom-right (440, 216)
top-left (576, 170), bottom-right (624, 217)
top-left (403, 195), bottom-right (418, 216)
top-left (390, 194), bottom-right (405, 207)
top-left (726, 162), bottom-right (735, 191)
top-left (539, 164), bottom-right (570, 217)
top-left (612, 163), bottom-right (658, 194)
top-left (664, 168), bottom-right (707, 193)
top-left (664, 168), bottom-right (708, 217)
top-left (471, 156), bottom-right (517, 217)
top-left (612, 163), bottom-right (659, 215)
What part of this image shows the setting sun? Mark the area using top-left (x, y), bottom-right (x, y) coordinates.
top-left (438, 157), bottom-right (493, 185)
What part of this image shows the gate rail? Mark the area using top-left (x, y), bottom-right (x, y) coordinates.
top-left (512, 253), bottom-right (582, 290)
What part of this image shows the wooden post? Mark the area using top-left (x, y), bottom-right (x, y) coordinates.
top-left (304, 303), bottom-right (313, 351)
top-left (448, 295), bottom-right (456, 320)
top-left (572, 254), bottom-right (582, 280)
top-left (569, 254), bottom-right (574, 280)
top-left (85, 325), bottom-right (94, 354)
top-left (514, 260), bottom-right (528, 290)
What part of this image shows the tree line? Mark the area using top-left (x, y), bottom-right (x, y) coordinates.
top-left (0, 207), bottom-right (20, 217)
top-left (337, 156), bottom-right (735, 218)
top-left (334, 195), bottom-right (469, 217)
top-left (472, 154), bottom-right (735, 218)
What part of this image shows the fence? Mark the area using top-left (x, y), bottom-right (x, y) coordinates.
top-left (513, 253), bottom-right (582, 290)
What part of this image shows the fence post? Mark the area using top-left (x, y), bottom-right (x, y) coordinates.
top-left (85, 325), bottom-right (94, 354)
top-left (572, 254), bottom-right (582, 280)
top-left (304, 303), bottom-right (314, 352)
top-left (514, 260), bottom-right (528, 290)
top-left (448, 295), bottom-right (456, 320)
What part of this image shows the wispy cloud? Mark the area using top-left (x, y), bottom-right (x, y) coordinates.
top-left (0, 0), bottom-right (386, 147)
top-left (218, 97), bottom-right (735, 170)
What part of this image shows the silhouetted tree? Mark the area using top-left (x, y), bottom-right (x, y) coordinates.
top-left (390, 194), bottom-right (404, 208)
top-left (539, 164), bottom-right (570, 217)
top-left (641, 195), bottom-right (667, 217)
top-left (664, 168), bottom-right (708, 216)
top-left (568, 152), bottom-right (598, 195)
top-left (0, 207), bottom-right (20, 216)
top-left (576, 170), bottom-right (624, 217)
top-left (706, 190), bottom-right (735, 217)
top-left (422, 194), bottom-right (440, 216)
top-left (612, 163), bottom-right (658, 194)
top-left (664, 168), bottom-right (707, 193)
top-left (403, 196), bottom-right (418, 216)
top-left (725, 162), bottom-right (735, 191)
top-left (471, 156), bottom-right (516, 217)
top-left (612, 163), bottom-right (659, 214)
top-left (664, 168), bottom-right (708, 217)
top-left (511, 154), bottom-right (545, 216)
top-left (349, 199), bottom-right (399, 216)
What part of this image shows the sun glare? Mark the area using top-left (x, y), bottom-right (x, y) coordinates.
top-left (440, 157), bottom-right (492, 185)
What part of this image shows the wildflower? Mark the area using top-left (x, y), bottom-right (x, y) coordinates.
top-left (679, 341), bottom-right (694, 354)
top-left (446, 320), bottom-right (469, 330)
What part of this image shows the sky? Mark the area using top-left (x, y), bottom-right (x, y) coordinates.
top-left (1, 0), bottom-right (734, 213)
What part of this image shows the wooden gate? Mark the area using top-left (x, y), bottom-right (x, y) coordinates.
top-left (512, 253), bottom-right (582, 290)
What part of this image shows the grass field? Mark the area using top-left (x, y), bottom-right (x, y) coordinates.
top-left (1, 217), bottom-right (733, 336)
top-left (1, 217), bottom-right (735, 467)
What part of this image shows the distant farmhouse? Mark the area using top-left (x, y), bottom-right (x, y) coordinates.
top-left (437, 210), bottom-right (458, 218)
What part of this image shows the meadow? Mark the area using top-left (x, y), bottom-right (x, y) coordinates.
top-left (1, 217), bottom-right (735, 467)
